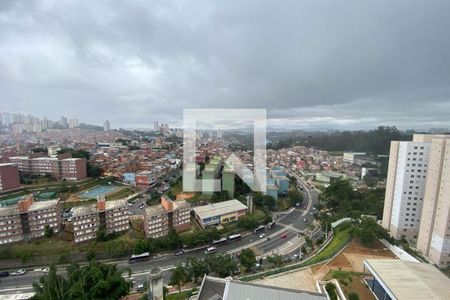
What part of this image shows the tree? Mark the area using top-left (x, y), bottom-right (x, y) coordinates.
top-left (239, 249), bottom-right (256, 271)
top-left (44, 225), bottom-right (53, 238)
top-left (205, 254), bottom-right (238, 277)
top-left (353, 217), bottom-right (388, 247)
top-left (325, 282), bottom-right (337, 300)
top-left (170, 264), bottom-right (189, 298)
top-left (32, 261), bottom-right (131, 300)
top-left (186, 257), bottom-right (209, 283)
top-left (348, 293), bottom-right (360, 300)
top-left (266, 254), bottom-right (283, 267)
top-left (288, 190), bottom-right (303, 207)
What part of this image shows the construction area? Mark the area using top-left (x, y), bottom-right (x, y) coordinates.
top-left (255, 239), bottom-right (396, 300)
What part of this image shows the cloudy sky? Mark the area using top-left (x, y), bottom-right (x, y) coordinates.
top-left (1, 0), bottom-right (450, 130)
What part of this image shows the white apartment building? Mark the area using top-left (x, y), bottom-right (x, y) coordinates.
top-left (383, 134), bottom-right (450, 267)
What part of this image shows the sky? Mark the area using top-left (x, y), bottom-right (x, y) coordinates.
top-left (1, 0), bottom-right (450, 130)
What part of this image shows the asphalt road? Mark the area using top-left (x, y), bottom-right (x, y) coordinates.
top-left (0, 171), bottom-right (321, 296)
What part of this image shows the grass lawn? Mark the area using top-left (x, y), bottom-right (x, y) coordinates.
top-left (166, 290), bottom-right (194, 300)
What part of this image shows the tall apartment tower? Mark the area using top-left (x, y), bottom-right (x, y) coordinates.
top-left (416, 135), bottom-right (450, 267)
top-left (382, 133), bottom-right (450, 267)
top-left (382, 136), bottom-right (431, 242)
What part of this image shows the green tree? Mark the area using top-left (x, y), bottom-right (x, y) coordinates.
top-left (205, 254), bottom-right (238, 277)
top-left (186, 257), bottom-right (209, 283)
top-left (288, 190), bottom-right (303, 207)
top-left (170, 264), bottom-right (189, 299)
top-left (348, 292), bottom-right (360, 300)
top-left (44, 225), bottom-right (54, 238)
top-left (239, 249), bottom-right (256, 271)
top-left (353, 217), bottom-right (388, 247)
top-left (266, 254), bottom-right (283, 267)
top-left (32, 261), bottom-right (131, 300)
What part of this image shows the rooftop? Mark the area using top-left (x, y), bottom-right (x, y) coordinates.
top-left (73, 203), bottom-right (98, 217)
top-left (197, 276), bottom-right (326, 300)
top-left (0, 163), bottom-right (17, 167)
top-left (28, 199), bottom-right (59, 212)
top-left (193, 199), bottom-right (247, 220)
top-left (0, 206), bottom-right (19, 217)
top-left (364, 259), bottom-right (450, 300)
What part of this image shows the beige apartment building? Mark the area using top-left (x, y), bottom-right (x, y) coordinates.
top-left (382, 134), bottom-right (450, 267)
top-left (0, 194), bottom-right (61, 245)
top-left (143, 196), bottom-right (191, 238)
top-left (72, 197), bottom-right (129, 243)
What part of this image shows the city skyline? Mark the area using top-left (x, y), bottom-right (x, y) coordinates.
top-left (1, 1), bottom-right (450, 130)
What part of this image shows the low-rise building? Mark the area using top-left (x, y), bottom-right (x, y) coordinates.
top-left (0, 163), bottom-right (21, 192)
top-left (9, 156), bottom-right (87, 181)
top-left (72, 197), bottom-right (129, 243)
top-left (0, 194), bottom-right (61, 245)
top-left (143, 196), bottom-right (191, 238)
top-left (192, 199), bottom-right (247, 229)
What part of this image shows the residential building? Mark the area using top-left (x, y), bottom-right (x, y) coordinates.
top-left (72, 197), bottom-right (129, 243)
top-left (382, 135), bottom-right (432, 242)
top-left (221, 163), bottom-right (235, 198)
top-left (47, 146), bottom-right (61, 158)
top-left (416, 134), bottom-right (450, 267)
top-left (0, 163), bottom-right (20, 192)
top-left (382, 134), bottom-right (450, 267)
top-left (195, 275), bottom-right (327, 300)
top-left (343, 152), bottom-right (366, 164)
top-left (9, 156), bottom-right (87, 181)
top-left (143, 196), bottom-right (191, 238)
top-left (0, 194), bottom-right (61, 245)
top-left (135, 170), bottom-right (157, 188)
top-left (192, 199), bottom-right (247, 228)
top-left (202, 156), bottom-right (222, 195)
top-left (103, 120), bottom-right (110, 131)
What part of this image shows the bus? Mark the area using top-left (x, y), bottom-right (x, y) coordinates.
top-left (253, 225), bottom-right (265, 234)
top-left (128, 252), bottom-right (150, 263)
top-left (212, 237), bottom-right (228, 247)
top-left (227, 234), bottom-right (242, 242)
top-left (205, 246), bottom-right (217, 254)
top-left (266, 221), bottom-right (276, 230)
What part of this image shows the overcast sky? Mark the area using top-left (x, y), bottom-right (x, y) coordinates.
top-left (1, 0), bottom-right (450, 130)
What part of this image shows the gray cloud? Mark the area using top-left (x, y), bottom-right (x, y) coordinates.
top-left (1, 0), bottom-right (450, 130)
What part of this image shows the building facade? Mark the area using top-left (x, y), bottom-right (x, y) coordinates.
top-left (0, 195), bottom-right (61, 245)
top-left (72, 197), bottom-right (129, 243)
top-left (192, 199), bottom-right (247, 229)
top-left (382, 134), bottom-right (450, 267)
top-left (9, 156), bottom-right (87, 181)
top-left (143, 196), bottom-right (191, 238)
top-left (0, 163), bottom-right (21, 192)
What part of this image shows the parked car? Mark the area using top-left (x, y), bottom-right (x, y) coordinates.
top-left (292, 254), bottom-right (300, 260)
top-left (174, 249), bottom-right (184, 256)
top-left (12, 269), bottom-right (27, 276)
top-left (136, 283), bottom-right (145, 292)
top-left (0, 271), bottom-right (9, 277)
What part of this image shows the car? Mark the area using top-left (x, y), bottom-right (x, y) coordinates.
top-left (205, 246), bottom-right (217, 254)
top-left (136, 283), bottom-right (145, 292)
top-left (41, 267), bottom-right (50, 273)
top-left (174, 249), bottom-right (184, 256)
top-left (12, 269), bottom-right (27, 276)
top-left (303, 218), bottom-right (307, 222)
top-left (259, 233), bottom-right (266, 238)
top-left (292, 254), bottom-right (300, 260)
top-left (280, 233), bottom-right (287, 239)
top-left (127, 202), bottom-right (133, 206)
top-left (0, 271), bottom-right (9, 277)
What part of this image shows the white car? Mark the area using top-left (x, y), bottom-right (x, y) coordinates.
top-left (259, 233), bottom-right (266, 238)
top-left (12, 269), bottom-right (27, 276)
top-left (41, 267), bottom-right (50, 273)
